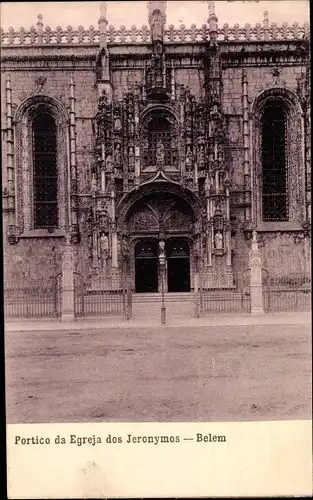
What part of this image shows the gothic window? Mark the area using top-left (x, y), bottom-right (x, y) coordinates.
top-left (147, 115), bottom-right (172, 165)
top-left (261, 100), bottom-right (288, 221)
top-left (32, 112), bottom-right (58, 228)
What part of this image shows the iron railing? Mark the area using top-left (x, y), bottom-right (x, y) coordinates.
top-left (4, 275), bottom-right (61, 318)
top-left (263, 272), bottom-right (311, 312)
top-left (199, 270), bottom-right (251, 314)
top-left (74, 272), bottom-right (126, 317)
top-left (201, 287), bottom-right (251, 314)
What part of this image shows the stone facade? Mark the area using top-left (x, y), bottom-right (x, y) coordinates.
top-left (1, 1), bottom-right (311, 295)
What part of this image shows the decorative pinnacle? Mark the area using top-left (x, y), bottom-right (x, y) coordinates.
top-left (147, 1), bottom-right (167, 25)
top-left (99, 1), bottom-right (108, 49)
top-left (37, 14), bottom-right (43, 27)
top-left (263, 10), bottom-right (269, 28)
top-left (208, 0), bottom-right (218, 38)
top-left (99, 1), bottom-right (107, 21)
top-left (208, 1), bottom-right (216, 18)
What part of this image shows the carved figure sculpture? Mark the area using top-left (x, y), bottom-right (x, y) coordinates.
top-left (151, 11), bottom-right (164, 42)
top-left (114, 142), bottom-right (121, 164)
top-left (186, 145), bottom-right (193, 171)
top-left (156, 141), bottom-right (165, 165)
top-left (128, 145), bottom-right (135, 169)
top-left (106, 154), bottom-right (112, 172)
top-left (214, 230), bottom-right (223, 250)
top-left (159, 239), bottom-right (165, 256)
top-left (198, 143), bottom-right (205, 166)
top-left (114, 115), bottom-right (122, 131)
top-left (128, 113), bottom-right (134, 135)
top-left (100, 232), bottom-right (109, 259)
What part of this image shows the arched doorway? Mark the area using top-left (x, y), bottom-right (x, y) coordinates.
top-left (118, 180), bottom-right (203, 294)
top-left (166, 239), bottom-right (190, 292)
top-left (135, 239), bottom-right (158, 293)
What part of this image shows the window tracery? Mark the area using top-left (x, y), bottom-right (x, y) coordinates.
top-left (141, 110), bottom-right (178, 169)
top-left (261, 99), bottom-right (288, 221)
top-left (32, 112), bottom-right (58, 228)
top-left (14, 96), bottom-right (68, 234)
top-left (253, 89), bottom-right (305, 226)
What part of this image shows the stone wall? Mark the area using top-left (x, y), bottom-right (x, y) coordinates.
top-left (1, 39), bottom-right (310, 288)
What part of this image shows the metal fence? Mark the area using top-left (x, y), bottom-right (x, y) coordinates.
top-left (263, 271), bottom-right (311, 312)
top-left (74, 272), bottom-right (126, 317)
top-left (4, 274), bottom-right (61, 318)
top-left (200, 271), bottom-right (251, 314)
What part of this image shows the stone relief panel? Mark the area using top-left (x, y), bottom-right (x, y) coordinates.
top-left (126, 193), bottom-right (194, 235)
top-left (164, 208), bottom-right (193, 232)
top-left (129, 207), bottom-right (159, 233)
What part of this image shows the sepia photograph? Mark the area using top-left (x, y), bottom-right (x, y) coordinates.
top-left (2, 0), bottom-right (311, 497)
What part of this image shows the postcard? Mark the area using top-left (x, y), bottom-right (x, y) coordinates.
top-left (2, 0), bottom-right (312, 498)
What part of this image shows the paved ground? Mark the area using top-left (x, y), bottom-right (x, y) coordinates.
top-left (5, 324), bottom-right (311, 424)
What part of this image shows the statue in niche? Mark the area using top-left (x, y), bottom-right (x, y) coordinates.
top-left (91, 174), bottom-right (97, 194)
top-left (100, 232), bottom-right (109, 259)
top-left (185, 145), bottom-right (193, 171)
top-left (128, 113), bottom-right (134, 135)
top-left (114, 114), bottom-right (122, 132)
top-left (114, 142), bottom-right (122, 164)
top-left (106, 154), bottom-right (113, 172)
top-left (198, 143), bottom-right (205, 166)
top-left (214, 230), bottom-right (223, 251)
top-left (99, 207), bottom-right (109, 232)
top-left (156, 141), bottom-right (165, 165)
top-left (128, 145), bottom-right (135, 170)
top-left (151, 11), bottom-right (164, 43)
top-left (159, 239), bottom-right (165, 257)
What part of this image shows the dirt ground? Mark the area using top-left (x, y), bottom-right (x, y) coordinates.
top-left (5, 323), bottom-right (312, 423)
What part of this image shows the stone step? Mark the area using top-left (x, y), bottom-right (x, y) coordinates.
top-left (132, 292), bottom-right (194, 303)
top-left (132, 300), bottom-right (195, 319)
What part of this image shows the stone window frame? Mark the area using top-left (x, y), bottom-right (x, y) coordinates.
top-left (252, 88), bottom-right (305, 231)
top-left (14, 95), bottom-right (69, 237)
top-left (140, 105), bottom-right (179, 172)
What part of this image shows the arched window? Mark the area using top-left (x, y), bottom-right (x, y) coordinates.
top-left (32, 112), bottom-right (58, 228)
top-left (261, 100), bottom-right (288, 221)
top-left (148, 115), bottom-right (172, 165)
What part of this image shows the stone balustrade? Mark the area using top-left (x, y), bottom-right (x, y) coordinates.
top-left (1, 21), bottom-right (309, 46)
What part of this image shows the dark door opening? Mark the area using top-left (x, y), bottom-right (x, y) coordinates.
top-left (135, 259), bottom-right (158, 293)
top-left (135, 240), bottom-right (158, 293)
top-left (166, 239), bottom-right (190, 292)
top-left (167, 258), bottom-right (190, 292)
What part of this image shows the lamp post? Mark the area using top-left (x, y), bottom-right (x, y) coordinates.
top-left (159, 240), bottom-right (166, 324)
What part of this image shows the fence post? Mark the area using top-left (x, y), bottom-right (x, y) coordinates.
top-left (249, 230), bottom-right (264, 315)
top-left (61, 235), bottom-right (75, 322)
top-left (127, 277), bottom-right (132, 320)
top-left (194, 256), bottom-right (200, 318)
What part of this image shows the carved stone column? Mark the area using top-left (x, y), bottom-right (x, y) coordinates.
top-left (61, 235), bottom-right (75, 321)
top-left (69, 77), bottom-right (80, 243)
top-left (242, 68), bottom-right (251, 221)
top-left (5, 74), bottom-right (18, 244)
top-left (249, 231), bottom-right (264, 315)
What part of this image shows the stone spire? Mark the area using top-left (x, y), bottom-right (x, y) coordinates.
top-left (96, 1), bottom-right (112, 102)
top-left (147, 1), bottom-right (167, 43)
top-left (98, 1), bottom-right (108, 50)
top-left (207, 1), bottom-right (218, 43)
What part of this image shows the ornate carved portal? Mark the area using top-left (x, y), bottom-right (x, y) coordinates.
top-left (123, 192), bottom-right (196, 292)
